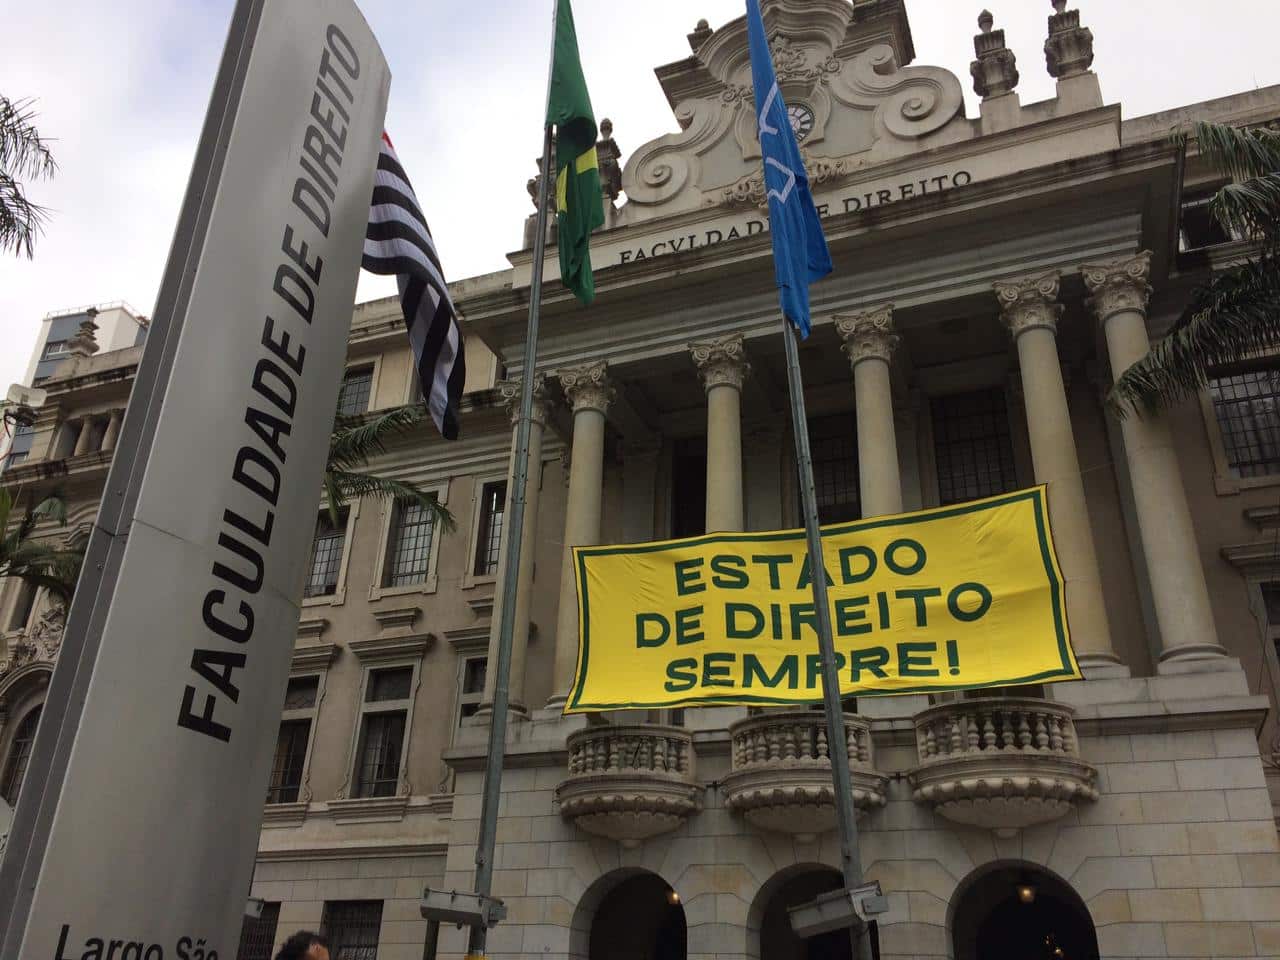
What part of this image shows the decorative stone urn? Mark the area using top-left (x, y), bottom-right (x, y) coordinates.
top-left (907, 697), bottom-right (1098, 836)
top-left (556, 724), bottom-right (699, 847)
top-left (722, 712), bottom-right (888, 840)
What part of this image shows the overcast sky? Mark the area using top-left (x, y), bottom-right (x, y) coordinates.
top-left (1, 1), bottom-right (1277, 393)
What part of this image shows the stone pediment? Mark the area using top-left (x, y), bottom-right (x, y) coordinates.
top-left (617, 0), bottom-right (966, 226)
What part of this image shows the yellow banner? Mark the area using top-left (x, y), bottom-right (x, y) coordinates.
top-left (566, 486), bottom-right (1078, 713)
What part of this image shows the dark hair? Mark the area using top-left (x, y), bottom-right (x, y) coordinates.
top-left (274, 931), bottom-right (328, 960)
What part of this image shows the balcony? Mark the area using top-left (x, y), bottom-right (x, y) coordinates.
top-left (722, 712), bottom-right (888, 839)
top-left (907, 697), bottom-right (1098, 835)
top-left (556, 724), bottom-right (699, 847)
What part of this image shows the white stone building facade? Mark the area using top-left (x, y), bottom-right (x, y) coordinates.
top-left (3, 2), bottom-right (1280, 958)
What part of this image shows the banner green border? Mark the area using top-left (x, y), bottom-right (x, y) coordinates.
top-left (567, 485), bottom-right (1074, 712)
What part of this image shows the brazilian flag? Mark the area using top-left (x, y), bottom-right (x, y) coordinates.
top-left (547, 0), bottom-right (603, 304)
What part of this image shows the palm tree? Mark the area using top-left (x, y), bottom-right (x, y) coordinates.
top-left (324, 403), bottom-right (455, 531)
top-left (1, 96), bottom-right (57, 259)
top-left (0, 488), bottom-right (80, 604)
top-left (1108, 122), bottom-right (1280, 414)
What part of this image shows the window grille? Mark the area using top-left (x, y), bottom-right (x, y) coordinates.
top-left (807, 413), bottom-right (860, 523)
top-left (474, 482), bottom-right (507, 576)
top-left (322, 901), bottom-right (383, 960)
top-left (2, 705), bottom-right (42, 806)
top-left (367, 667), bottom-right (413, 702)
top-left (931, 388), bottom-right (1018, 505)
top-left (1208, 368), bottom-right (1280, 477)
top-left (336, 366), bottom-right (373, 416)
top-left (385, 501), bottom-right (436, 587)
top-left (354, 667), bottom-right (412, 798)
top-left (235, 902), bottom-right (279, 960)
top-left (266, 719), bottom-right (311, 804)
top-left (458, 657), bottom-right (487, 725)
top-left (304, 511), bottom-right (347, 598)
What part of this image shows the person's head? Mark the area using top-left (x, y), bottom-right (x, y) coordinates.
top-left (274, 931), bottom-right (329, 960)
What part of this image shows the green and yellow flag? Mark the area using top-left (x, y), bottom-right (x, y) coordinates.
top-left (547, 0), bottom-right (604, 304)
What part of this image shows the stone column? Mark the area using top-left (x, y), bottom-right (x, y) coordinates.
top-left (72, 418), bottom-right (95, 456)
top-left (836, 306), bottom-right (903, 518)
top-left (995, 272), bottom-right (1121, 675)
top-left (691, 334), bottom-right (749, 533)
top-left (101, 409), bottom-right (123, 452)
top-left (1083, 252), bottom-right (1228, 668)
top-left (549, 361), bottom-right (614, 707)
top-left (477, 375), bottom-right (552, 720)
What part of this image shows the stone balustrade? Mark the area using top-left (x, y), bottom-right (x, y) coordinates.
top-left (722, 711), bottom-right (888, 839)
top-left (555, 724), bottom-right (699, 847)
top-left (907, 697), bottom-right (1097, 834)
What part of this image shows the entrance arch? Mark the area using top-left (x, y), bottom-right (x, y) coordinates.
top-left (950, 861), bottom-right (1098, 960)
top-left (570, 869), bottom-right (686, 960)
top-left (750, 864), bottom-right (877, 960)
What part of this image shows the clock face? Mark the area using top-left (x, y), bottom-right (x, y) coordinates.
top-left (788, 104), bottom-right (815, 142)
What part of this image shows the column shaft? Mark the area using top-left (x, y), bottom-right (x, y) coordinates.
top-left (996, 273), bottom-right (1118, 673)
top-left (72, 418), bottom-right (94, 456)
top-left (691, 335), bottom-right (749, 533)
top-left (837, 307), bottom-right (903, 518)
top-left (101, 410), bottom-right (123, 452)
top-left (1084, 253), bottom-right (1226, 667)
top-left (549, 363), bottom-right (612, 706)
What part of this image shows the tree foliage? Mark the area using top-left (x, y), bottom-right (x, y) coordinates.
top-left (0, 488), bottom-right (81, 604)
top-left (0, 96), bottom-right (57, 259)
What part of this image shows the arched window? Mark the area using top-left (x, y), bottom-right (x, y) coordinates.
top-left (2, 705), bottom-right (42, 807)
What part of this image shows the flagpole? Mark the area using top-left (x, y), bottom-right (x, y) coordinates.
top-left (780, 320), bottom-right (875, 960)
top-left (464, 3), bottom-right (560, 958)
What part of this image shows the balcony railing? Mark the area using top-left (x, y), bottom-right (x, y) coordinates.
top-left (907, 697), bottom-right (1098, 834)
top-left (556, 724), bottom-right (699, 847)
top-left (722, 712), bottom-right (888, 839)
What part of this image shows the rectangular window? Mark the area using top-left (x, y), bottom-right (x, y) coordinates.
top-left (1262, 582), bottom-right (1280, 668)
top-left (1179, 189), bottom-right (1234, 252)
top-left (2, 705), bottom-right (41, 806)
top-left (236, 902), bottom-right (280, 960)
top-left (458, 656), bottom-right (487, 725)
top-left (304, 511), bottom-right (347, 598)
top-left (671, 438), bottom-right (707, 539)
top-left (354, 667), bottom-right (412, 798)
top-left (384, 500), bottom-right (436, 587)
top-left (807, 412), bottom-right (860, 523)
top-left (2, 452), bottom-right (28, 471)
top-left (474, 481), bottom-right (507, 576)
top-left (336, 366), bottom-right (374, 417)
top-left (40, 340), bottom-right (69, 360)
top-left (931, 388), bottom-right (1018, 506)
top-left (321, 900), bottom-right (383, 960)
top-left (267, 719), bottom-right (311, 804)
top-left (1208, 367), bottom-right (1280, 478)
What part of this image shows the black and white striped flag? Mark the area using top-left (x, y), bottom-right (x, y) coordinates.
top-left (363, 132), bottom-right (465, 440)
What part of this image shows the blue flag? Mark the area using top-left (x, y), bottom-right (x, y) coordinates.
top-left (745, 0), bottom-right (832, 338)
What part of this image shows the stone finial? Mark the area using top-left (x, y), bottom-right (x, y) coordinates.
top-left (498, 373), bottom-right (552, 427)
top-left (1045, 0), bottom-right (1094, 78)
top-left (66, 308), bottom-right (101, 359)
top-left (690, 334), bottom-right (750, 392)
top-left (558, 360), bottom-right (614, 415)
top-left (994, 272), bottom-right (1064, 338)
top-left (597, 119), bottom-right (623, 202)
top-left (834, 305), bottom-right (899, 367)
top-left (970, 11), bottom-right (1019, 100)
top-left (526, 141), bottom-right (559, 211)
top-left (1081, 252), bottom-right (1153, 324)
top-left (687, 18), bottom-right (712, 53)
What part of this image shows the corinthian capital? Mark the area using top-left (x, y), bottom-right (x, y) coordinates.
top-left (690, 334), bottom-right (750, 392)
top-left (558, 360), bottom-right (614, 415)
top-left (498, 373), bottom-right (553, 427)
top-left (1082, 251), bottom-right (1153, 325)
top-left (994, 272), bottom-right (1063, 338)
top-left (834, 305), bottom-right (899, 367)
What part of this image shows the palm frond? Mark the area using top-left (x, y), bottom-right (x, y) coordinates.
top-left (1210, 173), bottom-right (1280, 243)
top-left (327, 404), bottom-right (426, 471)
top-left (0, 170), bottom-right (51, 259)
top-left (1192, 121), bottom-right (1280, 183)
top-left (1108, 257), bottom-right (1280, 414)
top-left (327, 469), bottom-right (456, 532)
top-left (0, 97), bottom-right (57, 181)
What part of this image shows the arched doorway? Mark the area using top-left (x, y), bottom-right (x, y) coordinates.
top-left (951, 862), bottom-right (1098, 960)
top-left (576, 870), bottom-right (686, 960)
top-left (754, 865), bottom-right (877, 960)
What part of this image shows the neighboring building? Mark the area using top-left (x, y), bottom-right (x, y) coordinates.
top-left (0, 302), bottom-right (147, 472)
top-left (3, 2), bottom-right (1280, 958)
